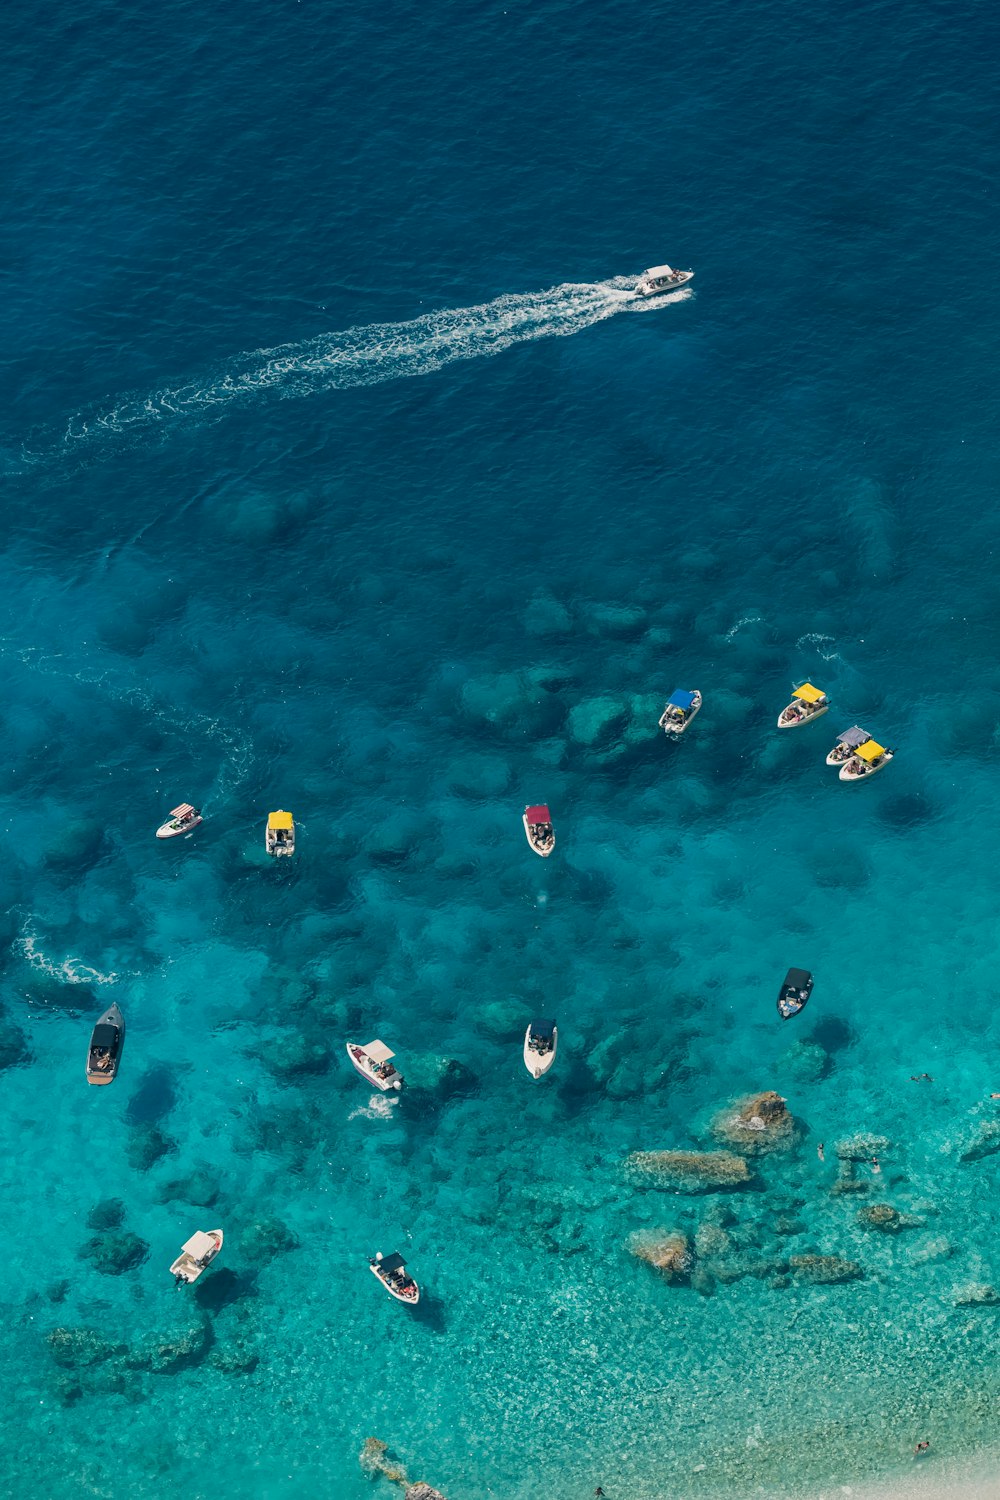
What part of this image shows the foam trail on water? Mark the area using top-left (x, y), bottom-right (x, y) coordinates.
top-left (59, 277), bottom-right (690, 447)
top-left (17, 924), bottom-right (121, 987)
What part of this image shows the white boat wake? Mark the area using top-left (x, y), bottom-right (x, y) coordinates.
top-left (59, 275), bottom-right (691, 446)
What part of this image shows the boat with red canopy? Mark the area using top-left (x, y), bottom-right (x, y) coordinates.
top-left (522, 804), bottom-right (555, 857)
top-left (155, 803), bottom-right (202, 839)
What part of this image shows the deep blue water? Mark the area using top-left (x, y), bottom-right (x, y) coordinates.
top-left (4, 2), bottom-right (1000, 1497)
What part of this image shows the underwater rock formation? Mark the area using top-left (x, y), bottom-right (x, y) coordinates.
top-left (789, 1254), bottom-right (864, 1285)
top-left (261, 1032), bottom-right (331, 1076)
top-left (953, 1283), bottom-right (1000, 1306)
top-left (86, 1198), bottom-right (126, 1231)
top-left (127, 1123), bottom-right (177, 1171)
top-left (625, 1149), bottom-right (753, 1192)
top-left (79, 1230), bottom-right (149, 1276)
top-left (405, 1486), bottom-right (447, 1500)
top-left (404, 1053), bottom-right (475, 1100)
top-left (710, 1091), bottom-right (798, 1155)
top-left (834, 1133), bottom-right (890, 1162)
top-left (959, 1119), bottom-right (1000, 1163)
top-left (628, 1230), bottom-right (694, 1281)
top-left (567, 695), bottom-right (632, 748)
top-left (857, 1203), bottom-right (921, 1233)
top-left (130, 1319), bottom-right (213, 1374)
top-left (776, 1039), bottom-right (831, 1084)
top-left (358, 1438), bottom-right (448, 1497)
top-left (47, 1327), bottom-right (125, 1369)
top-left (239, 1217), bottom-right (299, 1263)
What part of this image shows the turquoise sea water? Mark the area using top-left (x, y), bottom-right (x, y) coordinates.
top-left (5, 1), bottom-right (1000, 1496)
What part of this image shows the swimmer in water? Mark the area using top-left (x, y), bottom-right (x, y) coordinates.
top-left (817, 1142), bottom-right (825, 1161)
top-left (871, 1157), bottom-right (881, 1174)
top-left (914, 1441), bottom-right (930, 1456)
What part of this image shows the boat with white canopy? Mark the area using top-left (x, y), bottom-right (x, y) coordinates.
top-left (826, 726), bottom-right (870, 766)
top-left (523, 1018), bottom-right (558, 1079)
top-left (636, 265), bottom-right (694, 296)
top-left (265, 809), bottom-right (295, 857)
top-left (156, 803), bottom-right (202, 839)
top-left (840, 738), bottom-right (894, 782)
top-left (659, 689), bottom-right (701, 735)
top-left (346, 1040), bottom-right (404, 1092)
top-left (369, 1250), bottom-right (420, 1304)
top-left (170, 1228), bottom-right (223, 1285)
top-left (777, 684), bottom-right (829, 729)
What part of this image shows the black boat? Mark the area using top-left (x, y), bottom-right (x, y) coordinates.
top-left (777, 968), bottom-right (813, 1020)
top-left (86, 1002), bottom-right (126, 1085)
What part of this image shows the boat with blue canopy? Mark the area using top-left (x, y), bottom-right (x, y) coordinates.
top-left (659, 688), bottom-right (702, 736)
top-left (777, 683), bottom-right (829, 729)
top-left (826, 726), bottom-right (870, 766)
top-left (840, 737), bottom-right (894, 782)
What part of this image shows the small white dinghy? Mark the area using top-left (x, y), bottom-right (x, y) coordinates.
top-left (636, 265), bottom-right (694, 296)
top-left (659, 689), bottom-right (701, 736)
top-left (347, 1040), bottom-right (404, 1092)
top-left (777, 683), bottom-right (829, 730)
top-left (523, 804), bottom-right (555, 857)
top-left (265, 809), bottom-right (295, 857)
top-left (369, 1250), bottom-right (419, 1304)
top-left (826, 726), bottom-right (870, 766)
top-left (523, 1018), bottom-right (558, 1079)
top-left (840, 737), bottom-right (894, 783)
top-left (156, 803), bottom-right (202, 839)
top-left (170, 1228), bottom-right (223, 1285)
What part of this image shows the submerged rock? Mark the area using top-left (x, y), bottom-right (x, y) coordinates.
top-left (146, 1321), bottom-right (213, 1373)
top-left (47, 1327), bottom-right (126, 1369)
top-left (403, 1053), bottom-right (475, 1100)
top-left (86, 1198), bottom-right (126, 1231)
top-left (127, 1123), bottom-right (177, 1171)
top-left (628, 1230), bottom-right (694, 1282)
top-left (857, 1203), bottom-right (921, 1233)
top-left (262, 1033), bottom-right (331, 1077)
top-left (625, 1149), bottom-right (753, 1192)
top-left (360, 1436), bottom-right (409, 1485)
top-left (79, 1230), bottom-right (149, 1276)
top-left (475, 999), bottom-right (526, 1042)
top-left (954, 1283), bottom-right (1000, 1306)
top-left (834, 1133), bottom-right (890, 1162)
top-left (405, 1487), bottom-right (448, 1500)
top-left (710, 1091), bottom-right (798, 1155)
top-left (209, 1342), bottom-right (260, 1374)
top-left (776, 1039), bottom-right (831, 1084)
top-left (960, 1119), bottom-right (1000, 1163)
top-left (524, 592), bottom-right (572, 638)
top-left (694, 1223), bottom-right (733, 1258)
top-left (910, 1235), bottom-right (954, 1266)
top-left (239, 1217), bottom-right (299, 1264)
top-left (567, 695), bottom-right (631, 748)
top-left (789, 1254), bottom-right (864, 1285)
top-left (44, 819), bottom-right (105, 871)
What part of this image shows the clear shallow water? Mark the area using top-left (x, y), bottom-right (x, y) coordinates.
top-left (4, 1), bottom-right (1000, 1496)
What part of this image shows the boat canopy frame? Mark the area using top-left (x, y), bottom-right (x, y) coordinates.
top-left (268, 810), bottom-right (294, 830)
top-left (783, 968), bottom-right (812, 991)
top-left (525, 805), bottom-right (552, 824)
top-left (667, 689), bottom-right (697, 710)
top-left (855, 739), bottom-right (886, 762)
top-left (836, 726), bottom-right (870, 749)
top-left (363, 1040), bottom-right (395, 1064)
top-left (530, 1018), bottom-right (557, 1039)
top-left (377, 1252), bottom-right (407, 1275)
top-left (793, 683), bottom-right (825, 704)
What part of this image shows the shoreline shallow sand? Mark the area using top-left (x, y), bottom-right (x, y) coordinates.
top-left (807, 1456), bottom-right (1000, 1500)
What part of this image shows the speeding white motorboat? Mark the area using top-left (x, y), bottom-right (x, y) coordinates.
top-left (840, 738), bottom-right (894, 782)
top-left (369, 1250), bottom-right (419, 1304)
top-left (265, 809), bottom-right (295, 857)
top-left (170, 1228), bottom-right (223, 1285)
top-left (659, 689), bottom-right (701, 736)
top-left (346, 1040), bottom-right (404, 1092)
top-left (826, 726), bottom-right (870, 766)
top-left (636, 264), bottom-right (694, 296)
top-left (156, 803), bottom-right (202, 839)
top-left (777, 684), bottom-right (829, 730)
top-left (523, 1018), bottom-right (558, 1079)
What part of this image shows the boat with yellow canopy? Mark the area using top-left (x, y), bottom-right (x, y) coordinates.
top-left (265, 809), bottom-right (295, 857)
top-left (777, 683), bottom-right (829, 729)
top-left (840, 737), bottom-right (894, 782)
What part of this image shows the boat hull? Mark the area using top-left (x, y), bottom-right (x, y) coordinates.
top-left (156, 816), bottom-right (202, 839)
top-left (369, 1260), bottom-right (420, 1304)
top-left (347, 1044), bottom-right (403, 1092)
top-left (839, 752), bottom-right (893, 782)
top-left (777, 703), bottom-right (829, 730)
top-left (523, 1025), bottom-right (558, 1079)
top-left (637, 271), bottom-right (694, 296)
top-left (86, 1003), bottom-right (125, 1086)
top-left (522, 814), bottom-right (554, 857)
top-left (660, 693), bottom-right (702, 736)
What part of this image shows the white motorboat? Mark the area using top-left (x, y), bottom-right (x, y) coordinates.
top-left (369, 1250), bottom-right (419, 1304)
top-left (636, 265), bottom-right (694, 296)
top-left (523, 1018), bottom-right (558, 1079)
top-left (156, 803), bottom-right (202, 839)
top-left (86, 1002), bottom-right (125, 1086)
top-left (347, 1040), bottom-right (404, 1092)
top-left (659, 689), bottom-right (701, 736)
top-left (523, 804), bottom-right (555, 857)
top-left (840, 738), bottom-right (894, 783)
top-left (170, 1228), bottom-right (223, 1285)
top-left (777, 683), bottom-right (829, 730)
top-left (265, 809), bottom-right (295, 857)
top-left (826, 726), bottom-right (870, 766)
